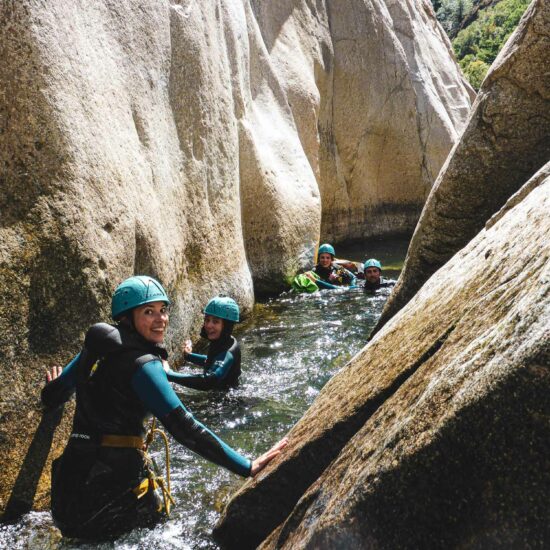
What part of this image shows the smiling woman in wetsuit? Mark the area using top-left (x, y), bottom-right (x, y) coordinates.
top-left (166, 296), bottom-right (242, 391)
top-left (309, 243), bottom-right (356, 289)
top-left (41, 276), bottom-right (287, 541)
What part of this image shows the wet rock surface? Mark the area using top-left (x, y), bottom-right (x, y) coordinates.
top-left (215, 176), bottom-right (550, 548)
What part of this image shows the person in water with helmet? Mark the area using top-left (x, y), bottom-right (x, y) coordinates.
top-left (309, 243), bottom-right (357, 289)
top-left (361, 259), bottom-right (396, 291)
top-left (166, 296), bottom-right (242, 391)
top-left (41, 276), bottom-right (287, 541)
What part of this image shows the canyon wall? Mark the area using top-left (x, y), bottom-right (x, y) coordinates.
top-left (216, 163), bottom-right (550, 549)
top-left (215, 3), bottom-right (550, 547)
top-left (0, 0), bottom-right (471, 515)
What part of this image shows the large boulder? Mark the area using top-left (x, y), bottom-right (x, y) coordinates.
top-left (0, 0), bottom-right (471, 515)
top-left (215, 167), bottom-right (550, 549)
top-left (377, 0), bottom-right (550, 330)
top-left (0, 0), bottom-right (314, 516)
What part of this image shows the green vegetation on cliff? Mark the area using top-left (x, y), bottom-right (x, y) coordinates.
top-left (432, 0), bottom-right (475, 36)
top-left (432, 0), bottom-right (531, 89)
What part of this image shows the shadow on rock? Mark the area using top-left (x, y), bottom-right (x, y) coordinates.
top-left (1, 406), bottom-right (64, 524)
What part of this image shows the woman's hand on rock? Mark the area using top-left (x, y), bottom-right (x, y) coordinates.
top-left (251, 437), bottom-right (289, 476)
top-left (45, 365), bottom-right (62, 384)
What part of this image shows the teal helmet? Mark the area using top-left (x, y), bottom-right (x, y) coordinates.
top-left (111, 276), bottom-right (170, 320)
top-left (364, 259), bottom-right (382, 271)
top-left (318, 243), bottom-right (335, 257)
top-left (203, 295), bottom-right (240, 323)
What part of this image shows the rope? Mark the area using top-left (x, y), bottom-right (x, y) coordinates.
top-left (143, 418), bottom-right (175, 516)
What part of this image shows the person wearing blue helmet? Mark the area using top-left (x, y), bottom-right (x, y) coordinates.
top-left (167, 296), bottom-right (242, 391)
top-left (361, 259), bottom-right (396, 292)
top-left (41, 277), bottom-right (287, 541)
top-left (310, 243), bottom-right (356, 289)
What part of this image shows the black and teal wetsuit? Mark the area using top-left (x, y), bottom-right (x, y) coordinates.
top-left (313, 263), bottom-right (357, 290)
top-left (41, 323), bottom-right (251, 540)
top-left (362, 277), bottom-right (396, 292)
top-left (166, 335), bottom-right (241, 391)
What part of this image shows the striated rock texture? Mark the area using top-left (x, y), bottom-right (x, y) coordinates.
top-left (215, 169), bottom-right (550, 550)
top-left (316, 0), bottom-right (474, 242)
top-left (377, 0), bottom-right (550, 331)
top-left (0, 0), bottom-right (470, 515)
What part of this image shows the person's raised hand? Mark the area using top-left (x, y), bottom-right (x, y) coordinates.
top-left (45, 365), bottom-right (63, 384)
top-left (251, 437), bottom-right (289, 476)
top-left (183, 339), bottom-right (193, 357)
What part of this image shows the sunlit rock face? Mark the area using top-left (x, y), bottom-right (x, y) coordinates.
top-left (252, 0), bottom-right (473, 244)
top-left (0, 0), bottom-right (470, 513)
top-left (317, 0), bottom-right (474, 242)
top-left (215, 167), bottom-right (550, 550)
top-left (377, 0), bottom-right (550, 329)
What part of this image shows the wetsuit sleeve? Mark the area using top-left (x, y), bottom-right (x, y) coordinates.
top-left (166, 351), bottom-right (234, 391)
top-left (316, 279), bottom-right (339, 290)
top-left (132, 360), bottom-right (251, 477)
top-left (185, 353), bottom-right (207, 366)
top-left (41, 353), bottom-right (80, 409)
top-left (344, 268), bottom-right (357, 287)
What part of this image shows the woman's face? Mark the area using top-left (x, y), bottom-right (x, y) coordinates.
top-left (203, 314), bottom-right (223, 341)
top-left (132, 301), bottom-right (169, 344)
top-left (319, 253), bottom-right (333, 268)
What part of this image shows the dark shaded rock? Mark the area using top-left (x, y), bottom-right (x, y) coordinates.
top-left (216, 175), bottom-right (550, 548)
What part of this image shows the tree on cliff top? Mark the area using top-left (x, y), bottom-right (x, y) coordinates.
top-left (453, 0), bottom-right (531, 89)
top-left (431, 0), bottom-right (531, 90)
top-left (435, 0), bottom-right (474, 36)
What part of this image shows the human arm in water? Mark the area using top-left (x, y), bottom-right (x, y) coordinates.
top-left (329, 267), bottom-right (356, 287)
top-left (316, 272), bottom-right (357, 289)
top-left (132, 360), bottom-right (286, 476)
top-left (344, 268), bottom-right (357, 287)
top-left (315, 278), bottom-right (340, 290)
top-left (314, 265), bottom-right (357, 289)
top-left (166, 349), bottom-right (236, 391)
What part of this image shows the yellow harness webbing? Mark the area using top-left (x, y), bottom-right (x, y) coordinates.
top-left (101, 434), bottom-right (145, 449)
top-left (99, 420), bottom-right (175, 515)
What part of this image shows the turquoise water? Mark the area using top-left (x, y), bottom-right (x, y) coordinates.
top-left (0, 236), bottom-right (408, 549)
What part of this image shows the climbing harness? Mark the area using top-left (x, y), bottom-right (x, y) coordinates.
top-left (142, 418), bottom-right (175, 515)
top-left (100, 418), bottom-right (175, 516)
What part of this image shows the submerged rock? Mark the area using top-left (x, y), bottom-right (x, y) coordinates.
top-left (377, 0), bottom-right (550, 330)
top-left (216, 168), bottom-right (550, 549)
